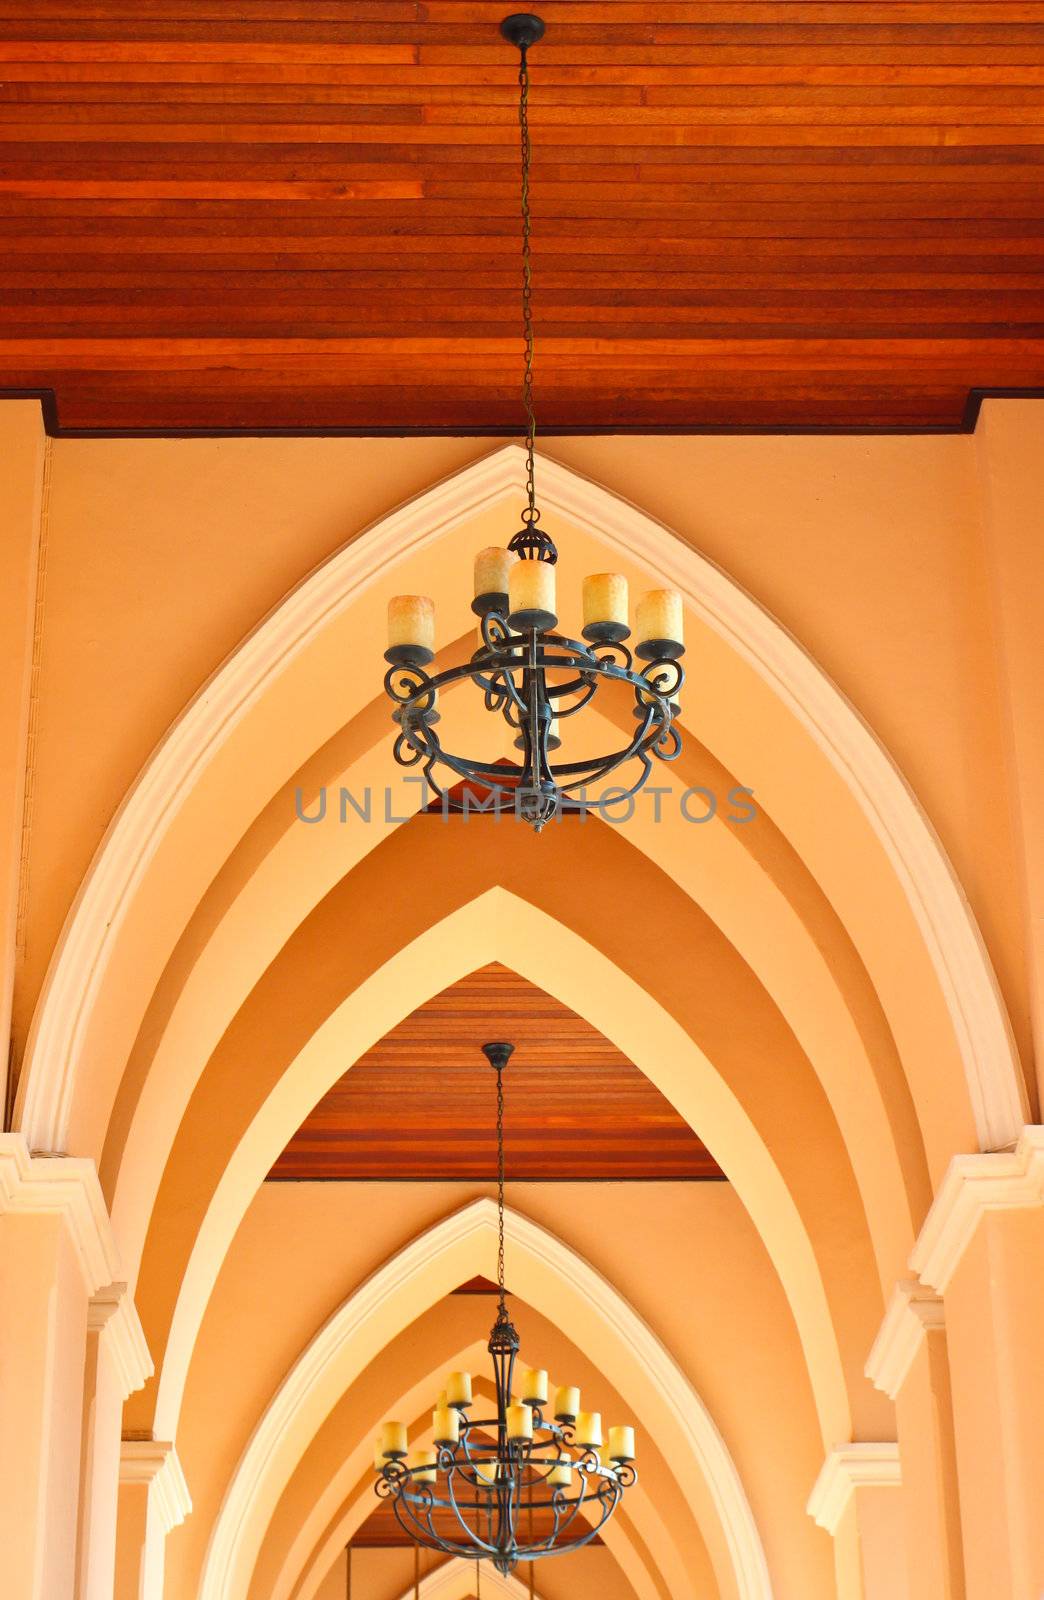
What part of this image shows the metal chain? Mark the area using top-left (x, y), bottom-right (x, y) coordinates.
top-left (496, 1063), bottom-right (507, 1314)
top-left (517, 48), bottom-right (539, 526)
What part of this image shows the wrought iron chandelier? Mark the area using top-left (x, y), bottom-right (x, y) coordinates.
top-left (374, 1040), bottom-right (637, 1574)
top-left (383, 12), bottom-right (685, 831)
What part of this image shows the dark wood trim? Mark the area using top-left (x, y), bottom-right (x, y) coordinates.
top-left (264, 1174), bottom-right (730, 1183)
top-left (3, 385), bottom-right (1043, 440)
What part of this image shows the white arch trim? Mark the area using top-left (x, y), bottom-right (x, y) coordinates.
top-left (18, 444), bottom-right (1024, 1153)
top-left (156, 888), bottom-right (847, 1448)
top-left (199, 1198), bottom-right (772, 1600)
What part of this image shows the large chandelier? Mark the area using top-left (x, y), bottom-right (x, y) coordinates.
top-left (374, 1041), bottom-right (637, 1574)
top-left (383, 12), bottom-right (685, 831)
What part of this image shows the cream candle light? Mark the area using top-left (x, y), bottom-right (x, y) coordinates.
top-left (635, 589), bottom-right (684, 658)
top-left (474, 1459), bottom-right (499, 1487)
top-left (381, 1420), bottom-right (408, 1458)
top-left (547, 1460), bottom-right (573, 1488)
top-left (433, 1405), bottom-right (459, 1445)
top-left (575, 1411), bottom-right (603, 1447)
top-left (413, 1448), bottom-right (437, 1484)
top-left (553, 1385), bottom-right (580, 1421)
top-left (583, 573), bottom-right (629, 633)
top-left (508, 559), bottom-right (556, 628)
top-left (521, 1368), bottom-right (548, 1405)
top-left (387, 595), bottom-right (435, 660)
top-left (507, 1401), bottom-right (534, 1441)
top-left (474, 546), bottom-right (517, 605)
top-left (608, 1425), bottom-right (635, 1462)
top-left (446, 1371), bottom-right (472, 1407)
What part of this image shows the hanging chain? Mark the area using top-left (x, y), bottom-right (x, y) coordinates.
top-left (517, 47), bottom-right (539, 526)
top-left (496, 1062), bottom-right (507, 1315)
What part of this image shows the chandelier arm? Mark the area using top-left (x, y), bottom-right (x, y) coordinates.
top-left (542, 679), bottom-right (599, 714)
top-left (391, 1486), bottom-right (443, 1551)
top-left (441, 1464), bottom-right (499, 1557)
top-left (552, 746), bottom-right (657, 796)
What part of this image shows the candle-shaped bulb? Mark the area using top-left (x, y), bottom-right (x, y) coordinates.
top-left (608, 1425), bottom-right (636, 1462)
top-left (387, 595), bottom-right (435, 657)
top-left (554, 1385), bottom-right (580, 1421)
top-left (583, 573), bottom-right (629, 628)
top-left (446, 1370), bottom-right (472, 1407)
top-left (381, 1420), bottom-right (408, 1458)
top-left (432, 1405), bottom-right (460, 1446)
top-left (548, 1459), bottom-right (573, 1488)
top-left (412, 1448), bottom-right (437, 1484)
top-left (474, 546), bottom-right (516, 603)
top-left (635, 589), bottom-right (684, 657)
top-left (507, 1401), bottom-right (534, 1441)
top-left (474, 1459), bottom-right (499, 1486)
top-left (575, 1410), bottom-right (603, 1447)
top-left (522, 1368), bottom-right (549, 1405)
top-left (508, 560), bottom-right (557, 629)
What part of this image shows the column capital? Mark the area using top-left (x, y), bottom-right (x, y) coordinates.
top-left (0, 1132), bottom-right (122, 1294)
top-left (866, 1278), bottom-right (945, 1399)
top-left (911, 1125), bottom-right (1044, 1293)
top-left (807, 1443), bottom-right (902, 1534)
top-left (119, 1440), bottom-right (192, 1535)
top-left (89, 1283), bottom-right (153, 1400)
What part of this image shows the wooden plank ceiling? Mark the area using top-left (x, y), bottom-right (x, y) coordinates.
top-left (268, 963), bottom-right (723, 1180)
top-left (1, 0), bottom-right (1043, 432)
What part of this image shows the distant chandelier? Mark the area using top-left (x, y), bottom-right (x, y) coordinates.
top-left (374, 1041), bottom-right (637, 1574)
top-left (383, 12), bottom-right (685, 831)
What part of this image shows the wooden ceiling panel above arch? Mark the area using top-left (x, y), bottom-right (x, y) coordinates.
top-left (1, 0), bottom-right (1043, 431)
top-left (268, 963), bottom-right (724, 1181)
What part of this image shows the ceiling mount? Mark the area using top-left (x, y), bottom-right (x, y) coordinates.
top-left (481, 1041), bottom-right (515, 1073)
top-left (499, 11), bottom-right (545, 51)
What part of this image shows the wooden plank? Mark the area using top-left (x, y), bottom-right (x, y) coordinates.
top-left (0, 0), bottom-right (1040, 429)
top-left (268, 965), bottom-right (725, 1182)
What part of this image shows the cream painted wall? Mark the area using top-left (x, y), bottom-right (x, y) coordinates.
top-left (0, 401), bottom-right (44, 1117)
top-left (13, 427), bottom-right (1031, 1092)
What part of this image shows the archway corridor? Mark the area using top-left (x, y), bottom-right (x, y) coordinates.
top-left (1, 406), bottom-right (1042, 1600)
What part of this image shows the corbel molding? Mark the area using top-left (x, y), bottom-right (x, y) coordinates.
top-left (807, 1444), bottom-right (902, 1535)
top-left (89, 1282), bottom-right (154, 1399)
top-left (865, 1279), bottom-right (945, 1400)
top-left (0, 1132), bottom-right (122, 1294)
top-left (911, 1125), bottom-right (1044, 1294)
top-left (120, 1440), bottom-right (192, 1535)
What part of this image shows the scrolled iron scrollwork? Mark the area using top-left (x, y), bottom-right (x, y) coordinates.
top-left (375, 1437), bottom-right (638, 1573)
top-left (383, 609), bottom-right (684, 830)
